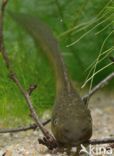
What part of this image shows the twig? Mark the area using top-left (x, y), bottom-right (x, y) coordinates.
top-left (0, 0), bottom-right (10, 69)
top-left (0, 119), bottom-right (51, 133)
top-left (86, 138), bottom-right (114, 145)
top-left (0, 124), bottom-right (37, 133)
top-left (0, 0), bottom-right (57, 150)
top-left (1, 0), bottom-right (8, 13)
top-left (82, 72), bottom-right (114, 104)
top-left (9, 73), bottom-right (48, 135)
top-left (28, 84), bottom-right (37, 95)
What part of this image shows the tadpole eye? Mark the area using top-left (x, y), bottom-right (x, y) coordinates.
top-left (53, 118), bottom-right (58, 126)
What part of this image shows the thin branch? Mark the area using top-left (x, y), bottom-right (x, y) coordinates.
top-left (82, 72), bottom-right (114, 104)
top-left (0, 124), bottom-right (37, 133)
top-left (0, 0), bottom-right (57, 150)
top-left (8, 60), bottom-right (56, 149)
top-left (0, 119), bottom-right (51, 133)
top-left (1, 0), bottom-right (9, 13)
top-left (86, 138), bottom-right (114, 145)
top-left (0, 0), bottom-right (10, 69)
top-left (9, 73), bottom-right (47, 134)
top-left (28, 84), bottom-right (37, 95)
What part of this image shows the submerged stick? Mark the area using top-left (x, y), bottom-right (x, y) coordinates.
top-left (0, 0), bottom-right (57, 150)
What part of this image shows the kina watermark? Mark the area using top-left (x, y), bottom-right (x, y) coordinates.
top-left (79, 144), bottom-right (113, 156)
